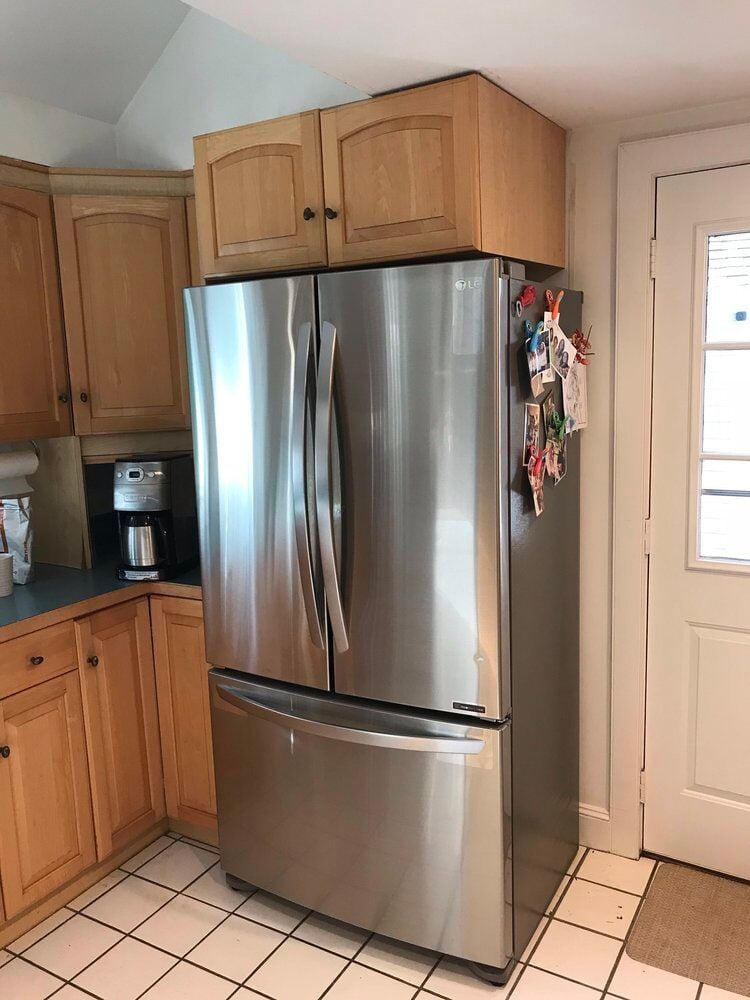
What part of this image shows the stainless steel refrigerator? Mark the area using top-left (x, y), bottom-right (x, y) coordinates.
top-left (184, 258), bottom-right (580, 982)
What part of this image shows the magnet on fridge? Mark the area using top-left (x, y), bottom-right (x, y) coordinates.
top-left (513, 284), bottom-right (537, 317)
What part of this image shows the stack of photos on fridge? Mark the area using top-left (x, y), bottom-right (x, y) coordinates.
top-left (522, 291), bottom-right (590, 517)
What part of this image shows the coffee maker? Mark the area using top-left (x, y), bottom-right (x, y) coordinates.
top-left (114, 454), bottom-right (198, 581)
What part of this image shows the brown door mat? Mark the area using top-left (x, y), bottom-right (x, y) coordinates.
top-left (627, 862), bottom-right (750, 997)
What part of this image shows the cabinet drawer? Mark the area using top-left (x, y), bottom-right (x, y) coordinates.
top-left (0, 621), bottom-right (77, 699)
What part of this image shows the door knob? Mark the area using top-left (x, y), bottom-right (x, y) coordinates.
top-left (324, 207), bottom-right (338, 220)
top-left (80, 391), bottom-right (89, 403)
top-left (0, 746), bottom-right (10, 759)
top-left (302, 207), bottom-right (315, 221)
top-left (87, 655), bottom-right (99, 667)
top-left (58, 393), bottom-right (69, 404)
top-left (29, 655), bottom-right (44, 665)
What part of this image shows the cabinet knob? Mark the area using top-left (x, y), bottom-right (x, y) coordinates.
top-left (29, 655), bottom-right (44, 666)
top-left (87, 655), bottom-right (99, 667)
top-left (80, 391), bottom-right (89, 403)
top-left (302, 206), bottom-right (315, 221)
top-left (58, 393), bottom-right (69, 404)
top-left (324, 207), bottom-right (338, 220)
top-left (0, 746), bottom-right (9, 759)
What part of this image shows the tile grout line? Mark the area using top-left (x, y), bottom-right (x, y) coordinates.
top-left (598, 860), bottom-right (662, 998)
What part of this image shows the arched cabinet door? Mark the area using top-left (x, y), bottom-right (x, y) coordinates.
top-left (193, 111), bottom-right (327, 277)
top-left (54, 194), bottom-right (191, 435)
top-left (320, 76), bottom-right (481, 265)
top-left (0, 185), bottom-right (71, 441)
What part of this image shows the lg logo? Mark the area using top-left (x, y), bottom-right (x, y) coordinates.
top-left (455, 278), bottom-right (482, 290)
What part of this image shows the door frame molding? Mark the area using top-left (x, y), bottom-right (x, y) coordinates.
top-left (613, 121), bottom-right (750, 857)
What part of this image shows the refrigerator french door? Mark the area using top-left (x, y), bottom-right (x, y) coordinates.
top-left (185, 260), bottom-right (579, 978)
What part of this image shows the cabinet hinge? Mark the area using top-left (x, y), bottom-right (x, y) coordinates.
top-left (649, 238), bottom-right (657, 280)
top-left (643, 517), bottom-right (652, 556)
top-left (639, 770), bottom-right (647, 804)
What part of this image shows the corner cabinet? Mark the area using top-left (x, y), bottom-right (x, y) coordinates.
top-left (0, 186), bottom-right (71, 442)
top-left (193, 111), bottom-right (328, 277)
top-left (0, 672), bottom-right (95, 917)
top-left (76, 599), bottom-right (165, 860)
top-left (53, 194), bottom-right (191, 435)
top-left (151, 597), bottom-right (216, 833)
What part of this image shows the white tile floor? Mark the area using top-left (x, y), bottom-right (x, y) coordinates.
top-left (0, 839), bottom-right (740, 1000)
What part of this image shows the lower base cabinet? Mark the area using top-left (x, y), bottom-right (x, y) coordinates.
top-left (152, 596), bottom-right (217, 833)
top-left (0, 672), bottom-right (96, 917)
top-left (76, 598), bottom-right (165, 860)
top-left (0, 591), bottom-right (209, 929)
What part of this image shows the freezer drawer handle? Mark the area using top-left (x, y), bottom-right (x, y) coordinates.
top-left (315, 321), bottom-right (349, 653)
top-left (292, 322), bottom-right (325, 648)
top-left (215, 685), bottom-right (485, 755)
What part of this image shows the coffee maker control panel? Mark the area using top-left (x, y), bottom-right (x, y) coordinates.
top-left (114, 460), bottom-right (170, 511)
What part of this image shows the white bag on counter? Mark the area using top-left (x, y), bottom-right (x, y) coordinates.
top-left (0, 498), bottom-right (34, 584)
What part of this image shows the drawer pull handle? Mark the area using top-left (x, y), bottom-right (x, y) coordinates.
top-left (0, 746), bottom-right (9, 759)
top-left (87, 655), bottom-right (99, 667)
top-left (302, 206), bottom-right (315, 221)
top-left (29, 655), bottom-right (44, 665)
top-left (80, 391), bottom-right (89, 403)
top-left (324, 207), bottom-right (338, 220)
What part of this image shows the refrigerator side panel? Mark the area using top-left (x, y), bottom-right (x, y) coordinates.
top-left (317, 259), bottom-right (504, 719)
top-left (210, 670), bottom-right (511, 969)
top-left (184, 279), bottom-right (328, 690)
top-left (507, 279), bottom-right (581, 958)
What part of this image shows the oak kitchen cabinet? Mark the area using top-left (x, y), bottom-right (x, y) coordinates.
top-left (0, 621), bottom-right (96, 917)
top-left (192, 74), bottom-right (565, 277)
top-left (76, 598), bottom-right (165, 860)
top-left (151, 596), bottom-right (216, 833)
top-left (193, 111), bottom-right (328, 277)
top-left (54, 194), bottom-right (191, 435)
top-left (0, 185), bottom-right (72, 442)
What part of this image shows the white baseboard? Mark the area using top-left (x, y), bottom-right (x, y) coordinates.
top-left (579, 802), bottom-right (611, 852)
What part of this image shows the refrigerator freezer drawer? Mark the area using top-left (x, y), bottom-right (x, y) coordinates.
top-left (210, 670), bottom-right (512, 968)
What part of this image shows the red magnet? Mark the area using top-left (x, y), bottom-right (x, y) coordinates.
top-left (513, 284), bottom-right (537, 317)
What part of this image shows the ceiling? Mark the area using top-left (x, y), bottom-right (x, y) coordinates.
top-left (183, 0), bottom-right (750, 127)
top-left (0, 0), bottom-right (188, 123)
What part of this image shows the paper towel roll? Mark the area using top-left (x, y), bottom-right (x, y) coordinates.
top-left (0, 444), bottom-right (39, 498)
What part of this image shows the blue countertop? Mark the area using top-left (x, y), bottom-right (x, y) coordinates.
top-left (0, 560), bottom-right (201, 630)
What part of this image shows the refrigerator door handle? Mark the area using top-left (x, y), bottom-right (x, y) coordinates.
top-left (215, 684), bottom-right (486, 754)
top-left (292, 322), bottom-right (325, 648)
top-left (315, 321), bottom-right (349, 652)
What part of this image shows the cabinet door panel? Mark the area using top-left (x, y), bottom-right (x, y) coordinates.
top-left (77, 599), bottom-right (164, 860)
top-left (151, 597), bottom-right (216, 832)
top-left (321, 77), bottom-right (480, 264)
top-left (54, 195), bottom-right (190, 435)
top-left (0, 673), bottom-right (95, 917)
top-left (194, 111), bottom-right (327, 276)
top-left (0, 186), bottom-right (71, 441)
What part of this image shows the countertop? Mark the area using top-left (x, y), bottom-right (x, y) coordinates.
top-left (0, 559), bottom-right (201, 634)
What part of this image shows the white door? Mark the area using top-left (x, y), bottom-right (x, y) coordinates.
top-left (645, 163), bottom-right (750, 877)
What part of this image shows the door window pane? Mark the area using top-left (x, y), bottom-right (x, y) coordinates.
top-left (702, 350), bottom-right (750, 454)
top-left (706, 232), bottom-right (750, 343)
top-left (700, 459), bottom-right (750, 562)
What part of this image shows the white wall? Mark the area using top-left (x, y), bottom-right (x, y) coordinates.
top-left (569, 94), bottom-right (750, 847)
top-left (0, 90), bottom-right (117, 166)
top-left (116, 9), bottom-right (366, 169)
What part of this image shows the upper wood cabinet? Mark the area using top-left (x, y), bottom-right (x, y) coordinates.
top-left (76, 599), bottom-right (165, 860)
top-left (192, 76), bottom-right (565, 277)
top-left (54, 194), bottom-right (191, 435)
top-left (151, 597), bottom-right (216, 833)
top-left (321, 76), bottom-right (480, 265)
top-left (0, 671), bottom-right (96, 917)
top-left (320, 75), bottom-right (565, 267)
top-left (0, 186), bottom-right (71, 442)
top-left (194, 111), bottom-right (328, 277)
